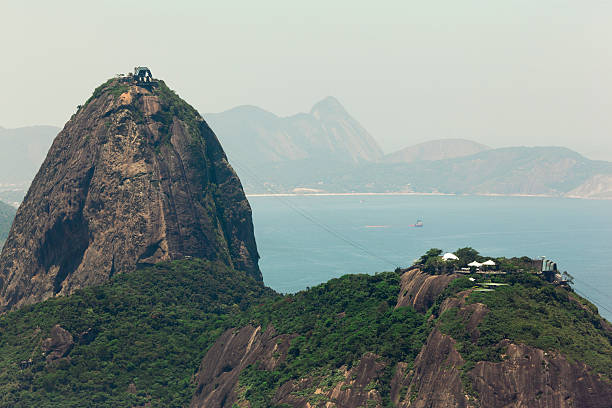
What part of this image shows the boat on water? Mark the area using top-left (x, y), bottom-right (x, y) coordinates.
top-left (410, 219), bottom-right (423, 228)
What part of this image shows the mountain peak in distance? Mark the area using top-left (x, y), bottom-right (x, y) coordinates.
top-left (385, 138), bottom-right (490, 163)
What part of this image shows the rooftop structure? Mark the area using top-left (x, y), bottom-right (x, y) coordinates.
top-left (133, 66), bottom-right (155, 84)
top-left (442, 252), bottom-right (459, 261)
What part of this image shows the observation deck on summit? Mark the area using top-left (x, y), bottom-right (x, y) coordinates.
top-left (132, 66), bottom-right (157, 86)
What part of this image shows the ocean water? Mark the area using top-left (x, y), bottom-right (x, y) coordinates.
top-left (249, 195), bottom-right (612, 321)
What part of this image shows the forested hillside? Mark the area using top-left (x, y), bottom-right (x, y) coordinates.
top-left (1, 253), bottom-right (610, 407)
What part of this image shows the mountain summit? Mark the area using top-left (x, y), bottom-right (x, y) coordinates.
top-left (0, 75), bottom-right (260, 311)
top-left (205, 96), bottom-right (383, 165)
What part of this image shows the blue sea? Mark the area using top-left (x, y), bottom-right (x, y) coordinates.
top-left (249, 195), bottom-right (612, 321)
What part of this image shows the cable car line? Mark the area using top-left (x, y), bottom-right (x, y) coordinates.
top-left (227, 155), bottom-right (400, 269)
top-left (225, 154), bottom-right (612, 316)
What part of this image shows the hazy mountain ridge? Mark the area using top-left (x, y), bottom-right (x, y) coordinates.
top-left (384, 138), bottom-right (490, 163)
top-left (205, 96), bottom-right (383, 167)
top-left (0, 200), bottom-right (16, 248)
top-left (3, 102), bottom-right (612, 200)
top-left (0, 126), bottom-right (59, 204)
top-left (238, 146), bottom-right (612, 198)
top-left (0, 125), bottom-right (59, 183)
top-left (205, 100), bottom-right (612, 198)
top-left (359, 146), bottom-right (612, 196)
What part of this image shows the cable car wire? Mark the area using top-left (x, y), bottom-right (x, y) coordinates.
top-left (227, 155), bottom-right (400, 269)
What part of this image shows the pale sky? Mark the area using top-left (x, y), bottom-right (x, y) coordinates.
top-left (2, 0), bottom-right (612, 160)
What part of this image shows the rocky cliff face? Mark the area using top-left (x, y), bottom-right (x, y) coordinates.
top-left (0, 78), bottom-right (260, 311)
top-left (190, 325), bottom-right (294, 408)
top-left (190, 268), bottom-right (612, 407)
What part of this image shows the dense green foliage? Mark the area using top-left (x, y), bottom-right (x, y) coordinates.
top-left (0, 248), bottom-right (610, 407)
top-left (418, 247), bottom-right (540, 274)
top-left (236, 272), bottom-right (430, 407)
top-left (439, 273), bottom-right (612, 379)
top-left (0, 199), bottom-right (16, 247)
top-left (0, 259), bottom-right (273, 408)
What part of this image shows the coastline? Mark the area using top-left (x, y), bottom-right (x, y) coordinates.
top-left (246, 192), bottom-right (612, 200)
top-left (246, 192), bottom-right (455, 197)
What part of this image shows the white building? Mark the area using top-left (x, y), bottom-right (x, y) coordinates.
top-left (442, 252), bottom-right (459, 261)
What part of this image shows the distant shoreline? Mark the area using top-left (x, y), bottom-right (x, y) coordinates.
top-left (247, 192), bottom-right (455, 197)
top-left (246, 192), bottom-right (612, 200)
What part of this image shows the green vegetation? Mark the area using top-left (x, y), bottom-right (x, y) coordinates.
top-left (0, 259), bottom-right (273, 408)
top-left (236, 272), bottom-right (430, 407)
top-left (82, 79), bottom-right (117, 108)
top-left (418, 247), bottom-right (539, 274)
top-left (0, 248), bottom-right (610, 407)
top-left (153, 81), bottom-right (200, 136)
top-left (439, 272), bottom-right (612, 382)
top-left (80, 78), bottom-right (134, 109)
top-left (109, 84), bottom-right (129, 98)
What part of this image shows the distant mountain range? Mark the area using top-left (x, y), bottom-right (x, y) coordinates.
top-left (205, 99), bottom-right (612, 198)
top-left (0, 125), bottom-right (59, 204)
top-left (2, 97), bottom-right (612, 201)
top-left (319, 146), bottom-right (612, 198)
top-left (383, 138), bottom-right (490, 163)
top-left (206, 96), bottom-right (383, 166)
top-left (0, 125), bottom-right (58, 183)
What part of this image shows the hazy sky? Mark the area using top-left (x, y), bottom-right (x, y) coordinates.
top-left (2, 1), bottom-right (612, 160)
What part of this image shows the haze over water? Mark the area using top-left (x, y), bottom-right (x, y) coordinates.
top-left (250, 195), bottom-right (612, 321)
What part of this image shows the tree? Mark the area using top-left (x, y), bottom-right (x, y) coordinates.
top-left (419, 248), bottom-right (442, 264)
top-left (454, 247), bottom-right (480, 266)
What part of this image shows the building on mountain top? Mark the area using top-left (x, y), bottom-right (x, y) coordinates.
top-left (133, 66), bottom-right (154, 84)
top-left (442, 252), bottom-right (459, 261)
top-left (541, 258), bottom-right (559, 282)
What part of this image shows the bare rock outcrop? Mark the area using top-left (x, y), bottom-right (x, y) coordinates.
top-left (0, 79), bottom-right (260, 311)
top-left (273, 353), bottom-right (386, 407)
top-left (394, 284), bottom-right (612, 408)
top-left (392, 329), bottom-right (469, 408)
top-left (41, 324), bottom-right (74, 362)
top-left (395, 268), bottom-right (458, 313)
top-left (188, 269), bottom-right (612, 407)
top-left (471, 341), bottom-right (612, 408)
top-left (190, 325), bottom-right (294, 408)
top-left (192, 327), bottom-right (388, 408)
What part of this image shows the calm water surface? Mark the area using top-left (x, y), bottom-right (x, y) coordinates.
top-left (249, 195), bottom-right (612, 321)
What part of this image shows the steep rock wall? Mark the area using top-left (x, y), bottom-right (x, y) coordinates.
top-left (0, 80), bottom-right (260, 311)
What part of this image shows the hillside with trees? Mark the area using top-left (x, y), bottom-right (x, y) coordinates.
top-left (1, 252), bottom-right (610, 407)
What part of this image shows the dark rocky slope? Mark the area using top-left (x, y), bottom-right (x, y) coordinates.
top-left (206, 96), bottom-right (383, 165)
top-left (0, 78), bottom-right (260, 311)
top-left (191, 268), bottom-right (612, 408)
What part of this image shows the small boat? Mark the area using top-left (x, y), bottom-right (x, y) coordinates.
top-left (410, 219), bottom-right (423, 228)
